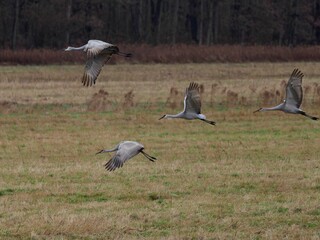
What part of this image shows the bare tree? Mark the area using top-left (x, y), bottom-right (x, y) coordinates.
top-left (12, 0), bottom-right (20, 50)
top-left (65, 0), bottom-right (72, 45)
top-left (151, 0), bottom-right (163, 44)
top-left (1, 0), bottom-right (319, 48)
top-left (198, 0), bottom-right (204, 45)
top-left (138, 0), bottom-right (144, 40)
top-left (213, 1), bottom-right (220, 43)
top-left (206, 0), bottom-right (214, 45)
top-left (172, 0), bottom-right (179, 44)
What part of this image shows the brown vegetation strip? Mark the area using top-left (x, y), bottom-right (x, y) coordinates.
top-left (2, 45), bottom-right (320, 65)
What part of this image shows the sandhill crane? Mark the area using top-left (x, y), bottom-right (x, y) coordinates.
top-left (254, 68), bottom-right (318, 120)
top-left (159, 82), bottom-right (216, 125)
top-left (65, 40), bottom-right (132, 87)
top-left (96, 141), bottom-right (157, 171)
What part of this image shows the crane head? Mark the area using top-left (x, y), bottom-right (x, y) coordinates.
top-left (117, 51), bottom-right (132, 58)
top-left (159, 114), bottom-right (166, 120)
top-left (253, 108), bottom-right (262, 113)
top-left (95, 149), bottom-right (104, 155)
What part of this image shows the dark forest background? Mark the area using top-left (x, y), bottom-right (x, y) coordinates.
top-left (2, 0), bottom-right (320, 64)
top-left (2, 0), bottom-right (320, 49)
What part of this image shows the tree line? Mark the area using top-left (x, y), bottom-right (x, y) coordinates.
top-left (1, 0), bottom-right (320, 50)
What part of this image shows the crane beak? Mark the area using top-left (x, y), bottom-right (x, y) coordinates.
top-left (117, 52), bottom-right (132, 57)
top-left (159, 115), bottom-right (165, 120)
top-left (95, 149), bottom-right (104, 155)
top-left (253, 108), bottom-right (262, 113)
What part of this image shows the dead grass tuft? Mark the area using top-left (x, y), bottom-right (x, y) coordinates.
top-left (280, 80), bottom-right (287, 88)
top-left (199, 84), bottom-right (205, 94)
top-left (87, 89), bottom-right (112, 112)
top-left (249, 84), bottom-right (257, 93)
top-left (226, 90), bottom-right (238, 106)
top-left (304, 85), bottom-right (312, 101)
top-left (0, 101), bottom-right (18, 114)
top-left (240, 96), bottom-right (248, 106)
top-left (315, 85), bottom-right (320, 104)
top-left (279, 80), bottom-right (287, 100)
top-left (210, 83), bottom-right (220, 106)
top-left (166, 87), bottom-right (181, 109)
top-left (260, 89), bottom-right (276, 105)
top-left (220, 87), bottom-right (227, 94)
top-left (123, 90), bottom-right (135, 108)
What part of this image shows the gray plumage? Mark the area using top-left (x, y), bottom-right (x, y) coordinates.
top-left (65, 40), bottom-right (131, 87)
top-left (159, 82), bottom-right (216, 125)
top-left (254, 68), bottom-right (318, 120)
top-left (96, 141), bottom-right (156, 171)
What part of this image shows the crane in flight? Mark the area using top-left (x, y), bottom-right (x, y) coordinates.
top-left (96, 141), bottom-right (157, 171)
top-left (254, 68), bottom-right (318, 120)
top-left (65, 40), bottom-right (132, 87)
top-left (159, 82), bottom-right (216, 125)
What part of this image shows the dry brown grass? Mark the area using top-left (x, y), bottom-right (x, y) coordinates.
top-left (123, 90), bottom-right (135, 108)
top-left (87, 89), bottom-right (112, 112)
top-left (2, 45), bottom-right (320, 64)
top-left (1, 62), bottom-right (320, 109)
top-left (0, 62), bottom-right (320, 239)
top-left (0, 49), bottom-right (84, 65)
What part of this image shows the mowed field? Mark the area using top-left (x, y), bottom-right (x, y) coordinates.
top-left (0, 62), bottom-right (320, 239)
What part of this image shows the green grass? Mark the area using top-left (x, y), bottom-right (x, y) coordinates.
top-left (0, 63), bottom-right (320, 239)
top-left (0, 188), bottom-right (15, 196)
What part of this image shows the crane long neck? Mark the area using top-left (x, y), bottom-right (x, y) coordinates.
top-left (65, 45), bottom-right (86, 51)
top-left (260, 103), bottom-right (284, 112)
top-left (165, 112), bottom-right (184, 119)
top-left (96, 146), bottom-right (118, 154)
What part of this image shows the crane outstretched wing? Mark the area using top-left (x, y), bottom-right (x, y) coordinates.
top-left (86, 40), bottom-right (115, 57)
top-left (184, 82), bottom-right (201, 114)
top-left (104, 151), bottom-right (128, 171)
top-left (285, 68), bottom-right (303, 108)
top-left (82, 53), bottom-right (112, 87)
top-left (104, 142), bottom-right (143, 171)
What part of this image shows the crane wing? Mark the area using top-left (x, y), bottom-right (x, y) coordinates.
top-left (86, 40), bottom-right (115, 57)
top-left (184, 82), bottom-right (201, 114)
top-left (104, 141), bottom-right (143, 171)
top-left (82, 53), bottom-right (112, 87)
top-left (87, 45), bottom-right (107, 58)
top-left (104, 151), bottom-right (128, 171)
top-left (285, 68), bottom-right (303, 108)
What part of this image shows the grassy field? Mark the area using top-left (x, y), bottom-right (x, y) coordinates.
top-left (0, 62), bottom-right (320, 239)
